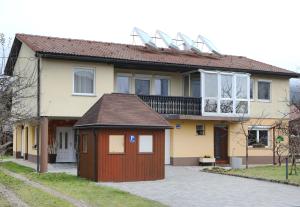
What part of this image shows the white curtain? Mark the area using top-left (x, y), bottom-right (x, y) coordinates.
top-left (74, 69), bottom-right (94, 94)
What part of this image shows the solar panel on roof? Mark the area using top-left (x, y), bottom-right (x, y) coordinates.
top-left (178, 32), bottom-right (202, 54)
top-left (156, 30), bottom-right (179, 50)
top-left (132, 27), bottom-right (157, 49)
top-left (197, 34), bottom-right (222, 56)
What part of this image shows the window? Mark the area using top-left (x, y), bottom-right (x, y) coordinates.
top-left (135, 79), bottom-right (150, 95)
top-left (154, 79), bottom-right (169, 96)
top-left (236, 75), bottom-right (249, 114)
top-left (220, 74), bottom-right (233, 113)
top-left (258, 81), bottom-right (271, 101)
top-left (73, 68), bottom-right (95, 95)
top-left (248, 127), bottom-right (269, 147)
top-left (109, 135), bottom-right (125, 153)
top-left (196, 124), bottom-right (205, 135)
top-left (204, 73), bottom-right (218, 113)
top-left (139, 135), bottom-right (153, 153)
top-left (116, 75), bottom-right (130, 93)
top-left (250, 79), bottom-right (254, 99)
top-left (82, 135), bottom-right (88, 153)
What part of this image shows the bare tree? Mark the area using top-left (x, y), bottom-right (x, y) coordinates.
top-left (0, 33), bottom-right (37, 146)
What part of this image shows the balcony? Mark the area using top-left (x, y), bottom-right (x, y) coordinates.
top-left (138, 95), bottom-right (201, 115)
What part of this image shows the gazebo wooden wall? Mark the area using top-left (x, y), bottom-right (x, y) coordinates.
top-left (78, 128), bottom-right (165, 182)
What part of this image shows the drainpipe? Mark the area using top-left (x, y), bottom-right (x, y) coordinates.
top-left (75, 129), bottom-right (80, 176)
top-left (36, 54), bottom-right (41, 172)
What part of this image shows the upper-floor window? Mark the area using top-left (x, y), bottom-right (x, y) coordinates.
top-left (73, 68), bottom-right (95, 95)
top-left (154, 78), bottom-right (169, 96)
top-left (116, 75), bottom-right (130, 93)
top-left (201, 70), bottom-right (250, 116)
top-left (257, 80), bottom-right (271, 101)
top-left (135, 78), bottom-right (150, 95)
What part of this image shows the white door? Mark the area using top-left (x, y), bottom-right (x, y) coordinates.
top-left (56, 127), bottom-right (76, 162)
top-left (165, 129), bottom-right (170, 164)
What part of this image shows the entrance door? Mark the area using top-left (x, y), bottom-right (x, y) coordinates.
top-left (56, 127), bottom-right (76, 162)
top-left (165, 129), bottom-right (170, 164)
top-left (214, 125), bottom-right (229, 164)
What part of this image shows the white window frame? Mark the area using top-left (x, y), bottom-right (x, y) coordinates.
top-left (200, 69), bottom-right (250, 117)
top-left (72, 67), bottom-right (96, 96)
top-left (248, 126), bottom-right (270, 148)
top-left (196, 124), bottom-right (205, 135)
top-left (115, 73), bottom-right (132, 93)
top-left (257, 79), bottom-right (272, 102)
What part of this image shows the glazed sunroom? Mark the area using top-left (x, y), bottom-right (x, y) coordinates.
top-left (116, 69), bottom-right (251, 117)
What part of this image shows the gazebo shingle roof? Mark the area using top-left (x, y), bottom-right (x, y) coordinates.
top-left (74, 93), bottom-right (171, 129)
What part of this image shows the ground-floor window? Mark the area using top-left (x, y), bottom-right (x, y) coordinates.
top-left (109, 135), bottom-right (125, 153)
top-left (139, 135), bottom-right (153, 153)
top-left (248, 127), bottom-right (269, 147)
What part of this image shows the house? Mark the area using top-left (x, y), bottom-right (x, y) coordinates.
top-left (5, 33), bottom-right (299, 173)
top-left (74, 93), bottom-right (171, 181)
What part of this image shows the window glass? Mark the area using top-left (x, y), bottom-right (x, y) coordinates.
top-left (190, 73), bottom-right (201, 98)
top-left (220, 100), bottom-right (233, 113)
top-left (259, 130), bottom-right (268, 146)
top-left (258, 81), bottom-right (271, 100)
top-left (248, 130), bottom-right (257, 146)
top-left (74, 69), bottom-right (94, 94)
top-left (135, 79), bottom-right (150, 95)
top-left (117, 76), bottom-right (130, 93)
top-left (204, 73), bottom-right (218, 97)
top-left (184, 76), bottom-right (189, 96)
top-left (65, 132), bottom-right (68, 149)
top-left (221, 74), bottom-right (233, 98)
top-left (236, 76), bottom-right (247, 99)
top-left (250, 79), bottom-right (254, 99)
top-left (196, 124), bottom-right (205, 135)
top-left (59, 132), bottom-right (62, 149)
top-left (82, 135), bottom-right (88, 153)
top-left (109, 135), bottom-right (125, 153)
top-left (204, 99), bottom-right (217, 112)
top-left (155, 79), bottom-right (169, 96)
top-left (139, 135), bottom-right (153, 153)
top-left (236, 101), bottom-right (248, 114)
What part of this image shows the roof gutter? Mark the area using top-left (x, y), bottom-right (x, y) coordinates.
top-left (36, 52), bottom-right (300, 78)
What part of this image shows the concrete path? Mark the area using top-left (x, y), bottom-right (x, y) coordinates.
top-left (99, 166), bottom-right (300, 207)
top-left (0, 168), bottom-right (88, 207)
top-left (0, 183), bottom-right (29, 207)
top-left (8, 158), bottom-right (77, 175)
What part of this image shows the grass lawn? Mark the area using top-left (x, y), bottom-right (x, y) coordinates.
top-left (0, 171), bottom-right (73, 207)
top-left (0, 194), bottom-right (11, 207)
top-left (0, 162), bottom-right (166, 207)
top-left (208, 165), bottom-right (300, 185)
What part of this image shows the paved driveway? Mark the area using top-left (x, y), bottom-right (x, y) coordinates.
top-left (99, 166), bottom-right (300, 207)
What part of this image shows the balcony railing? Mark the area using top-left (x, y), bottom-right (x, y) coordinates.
top-left (138, 95), bottom-right (201, 115)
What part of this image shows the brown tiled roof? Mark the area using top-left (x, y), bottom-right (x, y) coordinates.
top-left (74, 93), bottom-right (171, 128)
top-left (14, 33), bottom-right (298, 76)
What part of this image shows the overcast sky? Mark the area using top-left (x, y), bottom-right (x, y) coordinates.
top-left (1, 0), bottom-right (300, 73)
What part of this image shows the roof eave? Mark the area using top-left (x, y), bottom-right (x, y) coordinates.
top-left (73, 124), bottom-right (173, 129)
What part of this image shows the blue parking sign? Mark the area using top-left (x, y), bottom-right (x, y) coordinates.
top-left (130, 135), bottom-right (135, 143)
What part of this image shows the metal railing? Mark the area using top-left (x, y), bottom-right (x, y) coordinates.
top-left (138, 95), bottom-right (201, 115)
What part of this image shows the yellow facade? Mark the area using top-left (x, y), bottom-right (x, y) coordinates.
top-left (11, 42), bottom-right (291, 165)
